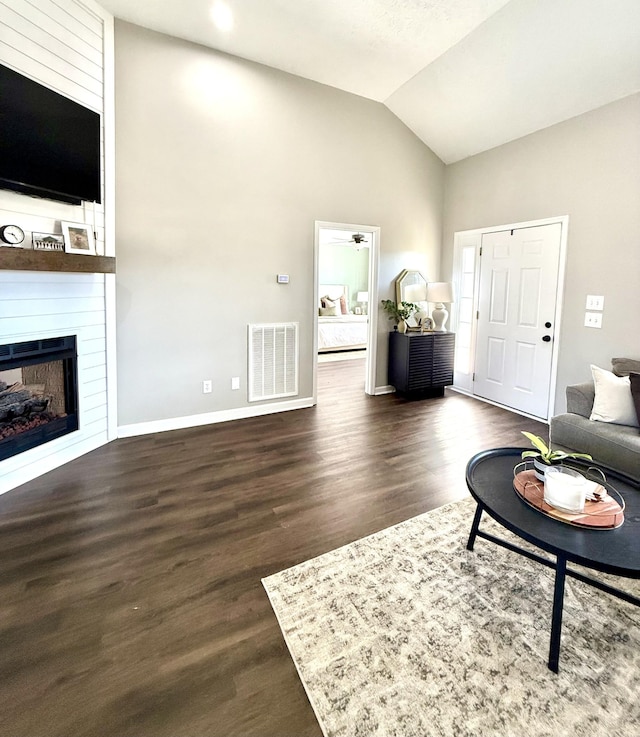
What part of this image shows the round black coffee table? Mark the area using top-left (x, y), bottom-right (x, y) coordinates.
top-left (465, 447), bottom-right (640, 672)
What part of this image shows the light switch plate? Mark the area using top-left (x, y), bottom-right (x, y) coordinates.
top-left (584, 312), bottom-right (602, 328)
top-left (277, 274), bottom-right (289, 284)
top-left (585, 295), bottom-right (604, 310)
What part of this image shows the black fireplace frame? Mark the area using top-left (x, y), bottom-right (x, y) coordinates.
top-left (0, 336), bottom-right (79, 461)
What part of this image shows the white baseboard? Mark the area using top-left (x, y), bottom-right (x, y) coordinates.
top-left (118, 396), bottom-right (316, 438)
top-left (374, 385), bottom-right (396, 395)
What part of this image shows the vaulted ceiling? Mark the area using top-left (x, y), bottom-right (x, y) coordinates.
top-left (99, 0), bottom-right (640, 163)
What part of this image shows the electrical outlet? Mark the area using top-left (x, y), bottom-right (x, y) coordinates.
top-left (585, 295), bottom-right (604, 310)
top-left (231, 377), bottom-right (240, 390)
top-left (584, 312), bottom-right (602, 329)
top-left (202, 379), bottom-right (212, 394)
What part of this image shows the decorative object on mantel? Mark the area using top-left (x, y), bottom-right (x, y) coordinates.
top-left (61, 221), bottom-right (95, 255)
top-left (426, 281), bottom-right (455, 331)
top-left (0, 224), bottom-right (25, 246)
top-left (521, 431), bottom-right (592, 481)
top-left (33, 233), bottom-right (65, 252)
top-left (381, 299), bottom-right (418, 334)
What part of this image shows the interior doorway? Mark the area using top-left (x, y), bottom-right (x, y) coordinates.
top-left (313, 221), bottom-right (379, 401)
top-left (451, 217), bottom-right (568, 421)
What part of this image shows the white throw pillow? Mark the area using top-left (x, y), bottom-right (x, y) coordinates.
top-left (589, 364), bottom-right (639, 427)
top-left (319, 305), bottom-right (340, 317)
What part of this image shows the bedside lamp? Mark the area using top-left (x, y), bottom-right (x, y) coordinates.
top-left (426, 282), bottom-right (454, 331)
top-left (356, 291), bottom-right (369, 315)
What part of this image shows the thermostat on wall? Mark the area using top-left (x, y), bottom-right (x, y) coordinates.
top-left (277, 274), bottom-right (290, 284)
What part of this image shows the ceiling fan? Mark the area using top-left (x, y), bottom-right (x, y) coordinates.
top-left (329, 232), bottom-right (369, 248)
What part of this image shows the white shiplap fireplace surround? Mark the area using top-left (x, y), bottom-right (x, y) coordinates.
top-left (0, 0), bottom-right (116, 495)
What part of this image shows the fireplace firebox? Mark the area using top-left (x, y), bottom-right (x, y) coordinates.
top-left (0, 336), bottom-right (78, 461)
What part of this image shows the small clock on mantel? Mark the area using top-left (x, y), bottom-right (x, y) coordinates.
top-left (0, 224), bottom-right (26, 246)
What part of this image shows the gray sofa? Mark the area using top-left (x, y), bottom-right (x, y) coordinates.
top-left (549, 360), bottom-right (640, 485)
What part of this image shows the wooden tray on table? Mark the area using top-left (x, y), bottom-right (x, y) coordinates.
top-left (513, 469), bottom-right (624, 529)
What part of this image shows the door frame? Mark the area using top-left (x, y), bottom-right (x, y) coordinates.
top-left (451, 215), bottom-right (569, 421)
top-left (313, 220), bottom-right (380, 401)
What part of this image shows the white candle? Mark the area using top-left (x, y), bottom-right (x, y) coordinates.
top-left (544, 467), bottom-right (587, 513)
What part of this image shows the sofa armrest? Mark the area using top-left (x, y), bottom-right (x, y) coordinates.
top-left (566, 382), bottom-right (595, 418)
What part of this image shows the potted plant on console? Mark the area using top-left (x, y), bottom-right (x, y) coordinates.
top-left (381, 299), bottom-right (418, 334)
top-left (521, 431), bottom-right (592, 481)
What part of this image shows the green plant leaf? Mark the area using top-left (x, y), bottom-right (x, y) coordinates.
top-left (521, 450), bottom-right (541, 459)
top-left (520, 432), bottom-right (550, 456)
top-left (553, 451), bottom-right (593, 461)
top-left (380, 298), bottom-right (419, 323)
top-left (521, 431), bottom-right (592, 464)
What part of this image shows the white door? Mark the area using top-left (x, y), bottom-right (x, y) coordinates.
top-left (473, 223), bottom-right (561, 419)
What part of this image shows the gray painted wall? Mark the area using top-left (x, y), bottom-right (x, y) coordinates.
top-left (114, 21), bottom-right (444, 426)
top-left (443, 93), bottom-right (640, 413)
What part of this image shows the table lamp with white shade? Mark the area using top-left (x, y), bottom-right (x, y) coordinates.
top-left (356, 291), bottom-right (369, 315)
top-left (426, 282), bottom-right (455, 331)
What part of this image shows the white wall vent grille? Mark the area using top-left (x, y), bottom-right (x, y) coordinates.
top-left (248, 323), bottom-right (299, 402)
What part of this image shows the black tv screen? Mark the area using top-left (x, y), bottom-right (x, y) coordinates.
top-left (0, 63), bottom-right (101, 205)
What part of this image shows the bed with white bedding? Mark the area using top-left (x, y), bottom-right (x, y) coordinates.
top-left (318, 284), bottom-right (368, 352)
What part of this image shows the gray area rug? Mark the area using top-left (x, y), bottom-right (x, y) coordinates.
top-left (262, 498), bottom-right (640, 737)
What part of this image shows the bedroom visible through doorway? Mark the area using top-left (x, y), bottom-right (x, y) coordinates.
top-left (314, 221), bottom-right (379, 400)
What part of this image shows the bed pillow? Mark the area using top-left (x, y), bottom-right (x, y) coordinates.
top-left (319, 305), bottom-right (340, 317)
top-left (589, 364), bottom-right (639, 427)
top-left (630, 372), bottom-right (640, 426)
top-left (320, 295), bottom-right (348, 316)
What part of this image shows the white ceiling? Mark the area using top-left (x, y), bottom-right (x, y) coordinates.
top-left (99, 0), bottom-right (640, 163)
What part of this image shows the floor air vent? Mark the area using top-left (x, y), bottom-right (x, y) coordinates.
top-left (248, 323), bottom-right (298, 402)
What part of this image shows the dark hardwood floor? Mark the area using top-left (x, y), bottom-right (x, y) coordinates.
top-left (0, 359), bottom-right (546, 736)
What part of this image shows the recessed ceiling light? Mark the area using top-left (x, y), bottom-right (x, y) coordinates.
top-left (211, 1), bottom-right (233, 32)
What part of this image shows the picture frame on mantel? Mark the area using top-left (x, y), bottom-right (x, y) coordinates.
top-left (61, 221), bottom-right (95, 255)
top-left (33, 233), bottom-right (65, 252)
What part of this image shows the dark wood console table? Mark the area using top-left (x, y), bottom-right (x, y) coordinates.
top-left (388, 330), bottom-right (455, 397)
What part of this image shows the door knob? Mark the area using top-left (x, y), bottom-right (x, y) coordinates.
top-left (542, 335), bottom-right (551, 342)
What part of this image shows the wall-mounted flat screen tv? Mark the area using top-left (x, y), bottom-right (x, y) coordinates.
top-left (0, 63), bottom-right (101, 205)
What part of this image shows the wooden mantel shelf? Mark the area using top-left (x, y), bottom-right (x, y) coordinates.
top-left (0, 247), bottom-right (116, 274)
